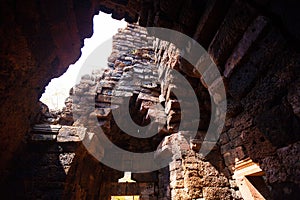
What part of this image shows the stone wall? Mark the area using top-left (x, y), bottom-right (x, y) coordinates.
top-left (150, 1), bottom-right (300, 198)
top-left (0, 0), bottom-right (300, 199)
top-left (210, 6), bottom-right (300, 198)
top-left (59, 17), bottom-right (297, 199)
top-left (152, 37), bottom-right (240, 199)
top-left (63, 22), bottom-right (239, 200)
top-left (64, 21), bottom-right (239, 200)
top-left (3, 124), bottom-right (85, 199)
top-left (64, 24), bottom-right (161, 199)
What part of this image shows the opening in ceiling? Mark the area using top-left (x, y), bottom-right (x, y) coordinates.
top-left (40, 12), bottom-right (126, 110)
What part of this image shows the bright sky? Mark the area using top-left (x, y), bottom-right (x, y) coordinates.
top-left (40, 12), bottom-right (127, 110)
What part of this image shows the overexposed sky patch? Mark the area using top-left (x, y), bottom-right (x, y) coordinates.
top-left (40, 12), bottom-right (126, 109)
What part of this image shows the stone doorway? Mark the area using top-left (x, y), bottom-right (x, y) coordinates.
top-left (106, 172), bottom-right (157, 200)
top-left (111, 196), bottom-right (140, 200)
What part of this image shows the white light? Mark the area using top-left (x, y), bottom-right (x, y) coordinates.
top-left (40, 12), bottom-right (127, 110)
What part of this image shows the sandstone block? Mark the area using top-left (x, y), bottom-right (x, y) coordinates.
top-left (165, 99), bottom-right (181, 114)
top-left (260, 156), bottom-right (287, 184)
top-left (223, 146), bottom-right (246, 167)
top-left (57, 126), bottom-right (86, 142)
top-left (203, 187), bottom-right (231, 200)
top-left (170, 179), bottom-right (184, 189)
top-left (169, 160), bottom-right (182, 171)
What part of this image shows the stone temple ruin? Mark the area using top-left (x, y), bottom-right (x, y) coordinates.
top-left (0, 0), bottom-right (300, 199)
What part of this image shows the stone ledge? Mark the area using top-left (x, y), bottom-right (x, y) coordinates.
top-left (31, 125), bottom-right (87, 143)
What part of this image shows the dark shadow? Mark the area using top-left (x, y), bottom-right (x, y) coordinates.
top-left (1, 140), bottom-right (68, 199)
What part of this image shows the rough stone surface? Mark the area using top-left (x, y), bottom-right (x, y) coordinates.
top-left (0, 0), bottom-right (300, 199)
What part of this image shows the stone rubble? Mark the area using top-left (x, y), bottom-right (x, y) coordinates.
top-left (30, 20), bottom-right (288, 199)
top-left (1, 1), bottom-right (300, 199)
top-left (17, 15), bottom-right (298, 199)
top-left (62, 23), bottom-right (241, 199)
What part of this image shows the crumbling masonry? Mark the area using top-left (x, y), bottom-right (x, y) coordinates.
top-left (0, 0), bottom-right (299, 199)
